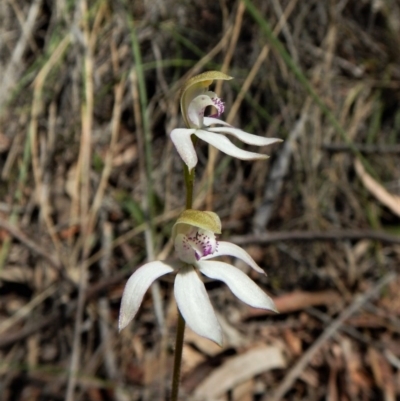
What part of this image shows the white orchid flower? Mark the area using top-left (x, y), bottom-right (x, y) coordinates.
top-left (119, 210), bottom-right (277, 345)
top-left (170, 71), bottom-right (282, 171)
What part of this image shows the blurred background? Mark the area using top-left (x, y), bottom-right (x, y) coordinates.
top-left (0, 0), bottom-right (400, 400)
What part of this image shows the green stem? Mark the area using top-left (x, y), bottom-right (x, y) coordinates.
top-left (171, 312), bottom-right (186, 401)
top-left (171, 163), bottom-right (194, 400)
top-left (184, 165), bottom-right (195, 210)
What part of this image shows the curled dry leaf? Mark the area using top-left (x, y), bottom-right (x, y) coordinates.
top-left (193, 345), bottom-right (286, 400)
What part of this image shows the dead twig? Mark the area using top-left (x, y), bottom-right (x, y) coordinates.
top-left (0, 0), bottom-right (42, 110)
top-left (267, 272), bottom-right (397, 401)
top-left (0, 267), bottom-right (129, 349)
top-left (206, 2), bottom-right (246, 210)
top-left (322, 143), bottom-right (400, 154)
top-left (230, 229), bottom-right (400, 245)
top-left (252, 106), bottom-right (308, 232)
top-left (0, 217), bottom-right (63, 272)
top-left (65, 1), bottom-right (97, 399)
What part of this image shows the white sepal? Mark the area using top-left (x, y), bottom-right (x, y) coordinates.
top-left (209, 126), bottom-right (282, 147)
top-left (198, 261), bottom-right (277, 312)
top-left (174, 265), bottom-right (223, 345)
top-left (119, 261), bottom-right (175, 331)
top-left (170, 128), bottom-right (198, 170)
top-left (195, 130), bottom-right (269, 161)
top-left (202, 241), bottom-right (265, 274)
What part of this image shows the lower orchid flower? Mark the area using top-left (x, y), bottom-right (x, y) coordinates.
top-left (170, 71), bottom-right (282, 171)
top-left (119, 210), bottom-right (277, 345)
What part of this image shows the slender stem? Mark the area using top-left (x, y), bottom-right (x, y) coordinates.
top-left (184, 165), bottom-right (195, 210)
top-left (171, 312), bottom-right (186, 401)
top-left (171, 162), bottom-right (194, 400)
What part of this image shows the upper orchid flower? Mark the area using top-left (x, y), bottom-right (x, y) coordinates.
top-left (170, 71), bottom-right (282, 171)
top-left (119, 210), bottom-right (277, 345)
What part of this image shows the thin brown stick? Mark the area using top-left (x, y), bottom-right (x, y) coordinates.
top-left (308, 307), bottom-right (400, 357)
top-left (267, 272), bottom-right (397, 401)
top-left (130, 66), bottom-right (165, 335)
top-left (199, 0), bottom-right (299, 212)
top-left (252, 104), bottom-right (309, 231)
top-left (230, 229), bottom-right (400, 245)
top-left (97, 219), bottom-right (128, 401)
top-left (0, 284), bottom-right (58, 336)
top-left (86, 78), bottom-right (125, 236)
top-left (0, 218), bottom-right (62, 271)
top-left (205, 2), bottom-right (246, 210)
top-left (322, 143), bottom-right (400, 154)
top-left (227, 0), bottom-right (299, 121)
top-left (0, 314), bottom-right (60, 349)
top-left (65, 1), bottom-right (96, 399)
top-left (29, 36), bottom-right (71, 256)
top-left (167, 25), bottom-right (234, 110)
top-left (7, 0), bottom-right (39, 54)
top-left (0, 0), bottom-right (42, 109)
top-left (0, 264), bottom-right (129, 349)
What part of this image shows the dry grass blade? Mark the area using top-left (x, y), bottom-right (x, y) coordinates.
top-left (253, 101), bottom-right (308, 231)
top-left (205, 2), bottom-right (246, 210)
top-left (0, 283), bottom-right (57, 336)
top-left (65, 1), bottom-right (96, 399)
top-left (0, 0), bottom-right (42, 111)
top-left (30, 35), bottom-right (71, 253)
top-left (355, 158), bottom-right (400, 218)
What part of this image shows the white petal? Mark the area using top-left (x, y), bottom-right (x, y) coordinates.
top-left (209, 126), bottom-right (282, 147)
top-left (174, 265), bottom-right (223, 345)
top-left (119, 261), bottom-right (175, 331)
top-left (195, 130), bottom-right (269, 161)
top-left (203, 116), bottom-right (228, 127)
top-left (202, 241), bottom-right (265, 274)
top-left (204, 118), bottom-right (283, 147)
top-left (170, 128), bottom-right (197, 170)
top-left (198, 261), bottom-right (277, 312)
